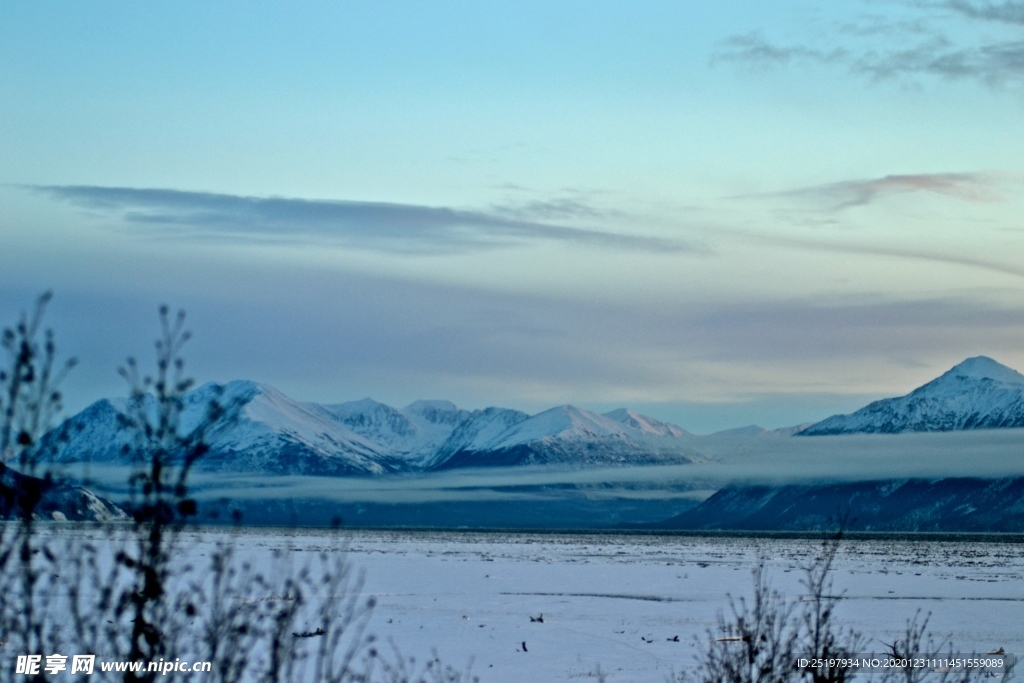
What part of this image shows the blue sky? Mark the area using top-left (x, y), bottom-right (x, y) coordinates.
top-left (3, 1), bottom-right (1024, 432)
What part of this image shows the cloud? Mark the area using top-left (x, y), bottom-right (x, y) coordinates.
top-left (854, 36), bottom-right (1024, 85)
top-left (31, 185), bottom-right (696, 255)
top-left (712, 32), bottom-right (848, 68)
top-left (713, 5), bottom-right (1024, 88)
top-left (726, 172), bottom-right (1023, 279)
top-left (711, 223), bottom-right (1024, 280)
top-left (836, 13), bottom-right (935, 38)
top-left (777, 172), bottom-right (1002, 211)
top-left (944, 0), bottom-right (1024, 25)
top-left (71, 427), bottom-right (1024, 507)
top-left (780, 235), bottom-right (1024, 279)
top-left (492, 197), bottom-right (612, 222)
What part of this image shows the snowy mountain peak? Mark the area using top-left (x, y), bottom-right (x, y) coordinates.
top-left (541, 405), bottom-right (629, 434)
top-left (220, 378), bottom-right (264, 393)
top-left (178, 379), bottom-right (260, 410)
top-left (798, 356), bottom-right (1024, 435)
top-left (323, 397), bottom-right (418, 433)
top-left (479, 405), bottom-right (634, 449)
top-left (199, 379), bottom-right (266, 400)
top-left (552, 404), bottom-right (593, 418)
top-left (603, 408), bottom-right (691, 438)
top-left (938, 356), bottom-right (1024, 386)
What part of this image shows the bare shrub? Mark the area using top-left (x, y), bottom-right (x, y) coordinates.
top-left (795, 537), bottom-right (863, 683)
top-left (678, 535), bottom-right (1011, 683)
top-left (684, 560), bottom-right (799, 683)
top-left (0, 292), bottom-right (77, 681)
top-left (680, 538), bottom-right (861, 683)
top-left (877, 610), bottom-right (1012, 683)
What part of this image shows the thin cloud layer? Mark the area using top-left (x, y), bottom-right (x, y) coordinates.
top-left (32, 185), bottom-right (694, 255)
top-left (721, 172), bottom-right (1024, 279)
top-left (780, 172), bottom-right (1001, 210)
top-left (71, 427), bottom-right (1024, 507)
top-left (745, 231), bottom-right (1024, 280)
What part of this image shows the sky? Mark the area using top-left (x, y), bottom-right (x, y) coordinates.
top-left (3, 1), bottom-right (1024, 433)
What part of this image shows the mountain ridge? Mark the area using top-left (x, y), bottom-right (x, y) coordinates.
top-left (797, 356), bottom-right (1024, 435)
top-left (36, 355), bottom-right (1024, 479)
top-left (650, 477), bottom-right (1024, 532)
top-left (37, 382), bottom-right (697, 476)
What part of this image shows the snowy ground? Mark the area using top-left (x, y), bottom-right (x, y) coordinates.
top-left (132, 527), bottom-right (1023, 682)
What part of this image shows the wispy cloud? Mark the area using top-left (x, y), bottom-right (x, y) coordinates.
top-left (490, 187), bottom-right (621, 222)
top-left (31, 185), bottom-right (696, 255)
top-left (778, 235), bottom-right (1024, 279)
top-left (944, 0), bottom-right (1024, 25)
top-left (713, 4), bottom-right (1024, 87)
top-left (712, 32), bottom-right (848, 68)
top-left (856, 36), bottom-right (1024, 85)
top-left (777, 172), bottom-right (1002, 211)
top-left (711, 224), bottom-right (1024, 280)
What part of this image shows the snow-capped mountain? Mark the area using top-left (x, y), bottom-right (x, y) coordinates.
top-left (319, 398), bottom-right (438, 461)
top-left (41, 381), bottom-right (395, 476)
top-left (798, 356), bottom-right (1024, 435)
top-left (434, 405), bottom-right (698, 469)
top-left (425, 406), bottom-right (531, 468)
top-left (36, 382), bottom-right (696, 475)
top-left (603, 408), bottom-right (693, 438)
top-left (320, 398), bottom-right (530, 467)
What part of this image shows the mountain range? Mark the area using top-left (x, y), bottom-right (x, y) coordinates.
top-left (24, 355), bottom-right (1024, 530)
top-left (37, 381), bottom-right (700, 476)
top-left (29, 354), bottom-right (1024, 487)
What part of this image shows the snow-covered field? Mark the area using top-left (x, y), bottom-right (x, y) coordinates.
top-left (134, 527), bottom-right (1024, 682)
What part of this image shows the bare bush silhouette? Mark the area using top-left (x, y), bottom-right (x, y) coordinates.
top-left (0, 292), bottom-right (77, 682)
top-left (795, 537), bottom-right (863, 683)
top-left (683, 560), bottom-right (800, 683)
top-left (678, 535), bottom-right (1010, 683)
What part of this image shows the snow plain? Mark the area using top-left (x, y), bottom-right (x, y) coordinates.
top-left (50, 526), bottom-right (1018, 682)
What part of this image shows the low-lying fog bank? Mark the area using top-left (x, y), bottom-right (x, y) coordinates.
top-left (52, 429), bottom-right (1024, 529)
